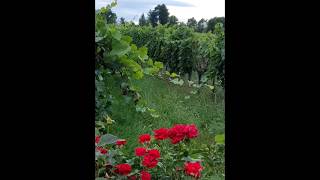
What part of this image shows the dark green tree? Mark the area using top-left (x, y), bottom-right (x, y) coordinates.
top-left (168, 15), bottom-right (178, 26)
top-left (119, 17), bottom-right (125, 24)
top-left (206, 17), bottom-right (225, 32)
top-left (105, 9), bottom-right (117, 24)
top-left (148, 9), bottom-right (158, 27)
top-left (187, 17), bottom-right (197, 30)
top-left (197, 18), bottom-right (207, 32)
top-left (139, 14), bottom-right (147, 26)
top-left (155, 4), bottom-right (169, 25)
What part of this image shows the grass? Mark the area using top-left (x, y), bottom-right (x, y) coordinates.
top-left (108, 74), bottom-right (224, 179)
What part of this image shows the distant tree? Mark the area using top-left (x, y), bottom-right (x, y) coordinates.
top-left (105, 10), bottom-right (117, 24)
top-left (187, 17), bottom-right (197, 29)
top-left (148, 9), bottom-right (158, 27)
top-left (196, 18), bottom-right (207, 32)
top-left (178, 22), bottom-right (186, 26)
top-left (128, 21), bottom-right (135, 26)
top-left (206, 17), bottom-right (225, 32)
top-left (139, 14), bottom-right (147, 26)
top-left (155, 4), bottom-right (169, 25)
top-left (120, 17), bottom-right (125, 24)
top-left (168, 15), bottom-right (178, 26)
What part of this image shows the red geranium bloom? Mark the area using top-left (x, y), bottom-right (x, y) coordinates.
top-left (139, 134), bottom-right (151, 144)
top-left (96, 146), bottom-right (107, 154)
top-left (168, 124), bottom-right (187, 144)
top-left (184, 162), bottom-right (203, 178)
top-left (141, 171), bottom-right (151, 180)
top-left (95, 136), bottom-right (101, 144)
top-left (147, 149), bottom-right (160, 159)
top-left (116, 139), bottom-right (127, 146)
top-left (114, 163), bottom-right (132, 176)
top-left (185, 124), bottom-right (199, 139)
top-left (142, 155), bottom-right (158, 168)
top-left (135, 147), bottom-right (147, 156)
top-left (153, 128), bottom-right (169, 140)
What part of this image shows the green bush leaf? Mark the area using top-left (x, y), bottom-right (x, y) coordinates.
top-left (205, 84), bottom-right (214, 90)
top-left (154, 61), bottom-right (164, 69)
top-left (190, 90), bottom-right (198, 94)
top-left (170, 72), bottom-right (178, 78)
top-left (95, 178), bottom-right (106, 180)
top-left (95, 36), bottom-right (103, 42)
top-left (109, 39), bottom-right (130, 57)
top-left (95, 128), bottom-right (100, 136)
top-left (150, 113), bottom-right (160, 118)
top-left (111, 30), bottom-right (121, 40)
top-left (215, 134), bottom-right (225, 144)
top-left (170, 78), bottom-right (184, 86)
top-left (98, 134), bottom-right (119, 146)
top-left (122, 35), bottom-right (132, 44)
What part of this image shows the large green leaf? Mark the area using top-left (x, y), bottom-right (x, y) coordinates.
top-left (137, 47), bottom-right (148, 61)
top-left (122, 35), bottom-right (132, 43)
top-left (133, 70), bottom-right (144, 79)
top-left (111, 30), bottom-right (121, 40)
top-left (109, 39), bottom-right (130, 57)
top-left (154, 61), bottom-right (163, 69)
top-left (143, 67), bottom-right (159, 75)
top-left (98, 134), bottom-right (118, 146)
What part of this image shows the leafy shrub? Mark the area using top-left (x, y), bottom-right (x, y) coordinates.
top-left (95, 124), bottom-right (225, 179)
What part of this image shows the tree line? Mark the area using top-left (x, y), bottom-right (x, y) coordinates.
top-left (101, 4), bottom-right (225, 33)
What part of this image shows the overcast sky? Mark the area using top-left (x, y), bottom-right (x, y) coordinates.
top-left (95, 0), bottom-right (225, 23)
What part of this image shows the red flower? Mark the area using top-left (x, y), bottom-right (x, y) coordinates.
top-left (142, 149), bottom-right (160, 168)
top-left (147, 149), bottom-right (160, 159)
top-left (95, 136), bottom-right (101, 144)
top-left (184, 162), bottom-right (203, 178)
top-left (139, 134), bottom-right (151, 144)
top-left (114, 163), bottom-right (132, 176)
top-left (142, 155), bottom-right (158, 168)
top-left (168, 124), bottom-right (187, 144)
top-left (116, 139), bottom-right (127, 146)
top-left (153, 128), bottom-right (169, 140)
top-left (185, 124), bottom-right (198, 139)
top-left (135, 147), bottom-right (147, 156)
top-left (96, 146), bottom-right (107, 154)
top-left (141, 171), bottom-right (151, 180)
top-left (128, 175), bottom-right (137, 180)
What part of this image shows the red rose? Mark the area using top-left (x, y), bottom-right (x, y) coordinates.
top-left (153, 128), bottom-right (169, 140)
top-left (128, 175), bottom-right (137, 180)
top-left (114, 163), bottom-right (132, 176)
top-left (139, 134), bottom-right (151, 144)
top-left (96, 146), bottom-right (107, 154)
top-left (168, 124), bottom-right (187, 144)
top-left (116, 139), bottom-right (127, 146)
top-left (142, 155), bottom-right (158, 168)
top-left (184, 162), bottom-right (203, 178)
top-left (147, 149), bottom-right (160, 159)
top-left (135, 147), bottom-right (147, 156)
top-left (95, 136), bottom-right (101, 144)
top-left (141, 171), bottom-right (151, 180)
top-left (185, 124), bottom-right (198, 139)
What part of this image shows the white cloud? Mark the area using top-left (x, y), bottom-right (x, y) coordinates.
top-left (95, 0), bottom-right (225, 23)
top-left (168, 0), bottom-right (225, 22)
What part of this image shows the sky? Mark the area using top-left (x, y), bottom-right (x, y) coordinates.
top-left (95, 0), bottom-right (225, 23)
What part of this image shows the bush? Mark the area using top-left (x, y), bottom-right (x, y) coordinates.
top-left (95, 124), bottom-right (224, 179)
